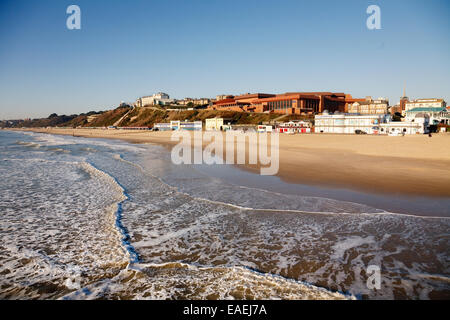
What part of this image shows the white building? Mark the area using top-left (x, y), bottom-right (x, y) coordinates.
top-left (177, 98), bottom-right (211, 106)
top-left (179, 121), bottom-right (202, 131)
top-left (135, 92), bottom-right (174, 107)
top-left (315, 113), bottom-right (386, 134)
top-left (405, 107), bottom-right (450, 125)
top-left (315, 111), bottom-right (431, 135)
top-left (153, 120), bottom-right (203, 131)
top-left (205, 118), bottom-right (232, 131)
top-left (404, 99), bottom-right (446, 112)
top-left (347, 97), bottom-right (389, 115)
top-left (379, 116), bottom-right (429, 135)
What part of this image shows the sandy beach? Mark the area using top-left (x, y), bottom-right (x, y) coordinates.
top-left (12, 128), bottom-right (450, 197)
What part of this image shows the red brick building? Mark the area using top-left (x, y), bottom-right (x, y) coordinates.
top-left (211, 93), bottom-right (275, 112)
top-left (210, 92), bottom-right (354, 114)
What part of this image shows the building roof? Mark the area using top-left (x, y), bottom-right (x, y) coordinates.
top-left (213, 98), bottom-right (236, 105)
top-left (255, 93), bottom-right (321, 103)
top-left (315, 113), bottom-right (382, 118)
top-left (284, 92), bottom-right (346, 97)
top-left (351, 101), bottom-right (388, 106)
top-left (346, 98), bottom-right (366, 103)
top-left (407, 98), bottom-right (444, 103)
top-left (213, 98), bottom-right (249, 106)
top-left (406, 107), bottom-right (447, 112)
top-left (235, 93), bottom-right (275, 100)
top-left (352, 101), bottom-right (369, 106)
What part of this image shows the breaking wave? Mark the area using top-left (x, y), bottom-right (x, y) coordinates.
top-left (0, 130), bottom-right (449, 300)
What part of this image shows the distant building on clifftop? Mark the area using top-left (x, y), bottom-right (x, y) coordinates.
top-left (135, 92), bottom-right (174, 107)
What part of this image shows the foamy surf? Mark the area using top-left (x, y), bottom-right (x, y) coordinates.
top-left (0, 157), bottom-right (130, 298)
top-left (80, 161), bottom-right (140, 264)
top-left (0, 130), bottom-right (449, 300)
top-left (61, 263), bottom-right (353, 300)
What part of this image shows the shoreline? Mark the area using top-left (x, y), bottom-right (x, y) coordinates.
top-left (8, 127), bottom-right (450, 198)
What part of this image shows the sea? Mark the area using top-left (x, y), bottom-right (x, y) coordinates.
top-left (0, 130), bottom-right (449, 300)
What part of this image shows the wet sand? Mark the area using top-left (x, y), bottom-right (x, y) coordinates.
top-left (12, 128), bottom-right (450, 197)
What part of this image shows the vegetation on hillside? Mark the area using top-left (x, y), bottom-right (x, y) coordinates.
top-left (0, 110), bottom-right (106, 128)
top-left (87, 106), bottom-right (131, 127)
top-left (117, 107), bottom-right (312, 127)
top-left (0, 114), bottom-right (79, 128)
top-left (1, 105), bottom-right (313, 129)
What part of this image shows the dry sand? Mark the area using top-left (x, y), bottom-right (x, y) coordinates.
top-left (13, 128), bottom-right (450, 197)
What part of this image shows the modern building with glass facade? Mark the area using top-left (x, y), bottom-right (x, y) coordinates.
top-left (210, 92), bottom-right (350, 114)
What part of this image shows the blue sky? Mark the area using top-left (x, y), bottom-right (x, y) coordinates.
top-left (0, 0), bottom-right (449, 119)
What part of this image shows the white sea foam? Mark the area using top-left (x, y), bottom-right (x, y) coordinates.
top-left (0, 153), bottom-right (130, 298)
top-left (1, 131), bottom-right (449, 300)
top-left (331, 236), bottom-right (376, 260)
top-left (29, 131), bottom-right (146, 152)
top-left (61, 263), bottom-right (354, 300)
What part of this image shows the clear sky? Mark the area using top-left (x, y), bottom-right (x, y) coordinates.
top-left (0, 0), bottom-right (449, 119)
